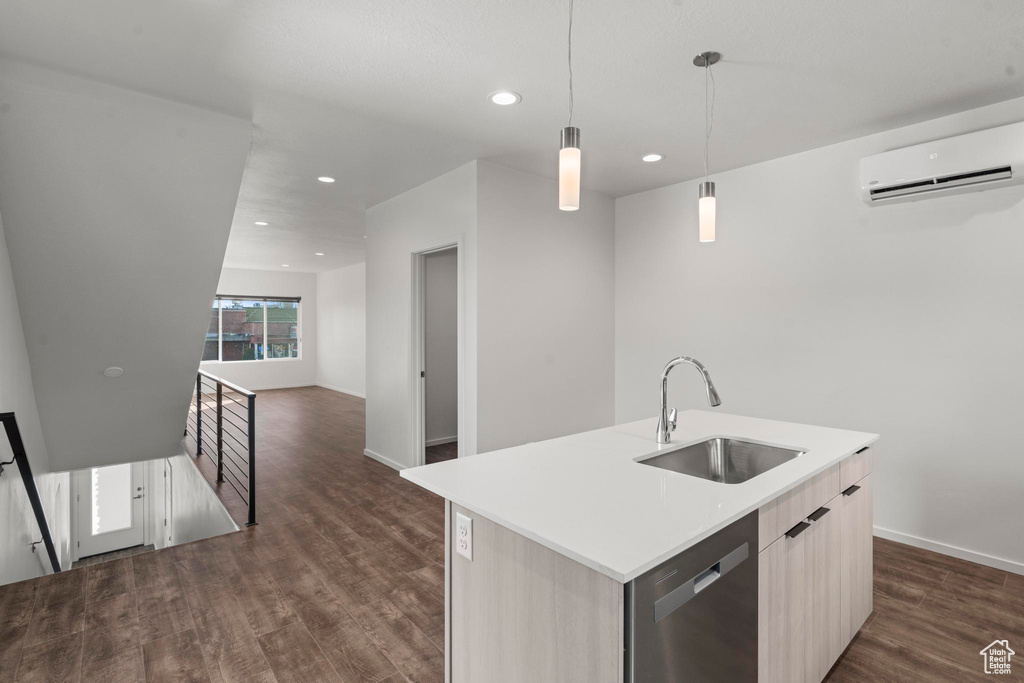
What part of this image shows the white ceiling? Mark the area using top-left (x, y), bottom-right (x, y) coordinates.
top-left (2, 0), bottom-right (1022, 272)
top-left (0, 63), bottom-right (251, 470)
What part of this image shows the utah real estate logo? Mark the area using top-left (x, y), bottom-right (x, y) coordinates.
top-left (980, 640), bottom-right (1014, 675)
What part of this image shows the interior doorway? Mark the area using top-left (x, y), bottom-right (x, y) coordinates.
top-left (73, 462), bottom-right (145, 559)
top-left (413, 242), bottom-right (462, 466)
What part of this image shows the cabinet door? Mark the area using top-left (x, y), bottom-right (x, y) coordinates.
top-left (760, 499), bottom-right (843, 683)
top-left (804, 497), bottom-right (842, 683)
top-left (840, 474), bottom-right (873, 646)
top-left (759, 525), bottom-right (806, 683)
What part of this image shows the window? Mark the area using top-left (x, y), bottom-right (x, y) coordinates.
top-left (91, 464), bottom-right (133, 535)
top-left (202, 302), bottom-right (219, 361)
top-left (204, 295), bottom-right (301, 362)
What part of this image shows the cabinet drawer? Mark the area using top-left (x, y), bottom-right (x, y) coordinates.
top-left (759, 464), bottom-right (840, 551)
top-left (840, 446), bottom-right (873, 491)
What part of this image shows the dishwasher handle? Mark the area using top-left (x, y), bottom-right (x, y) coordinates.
top-left (653, 542), bottom-right (749, 623)
top-left (693, 564), bottom-right (721, 594)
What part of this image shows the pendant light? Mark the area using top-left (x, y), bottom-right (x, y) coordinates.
top-left (559, 0), bottom-right (580, 211)
top-left (694, 51), bottom-right (720, 242)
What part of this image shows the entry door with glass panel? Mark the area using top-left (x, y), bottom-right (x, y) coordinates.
top-left (76, 463), bottom-right (145, 558)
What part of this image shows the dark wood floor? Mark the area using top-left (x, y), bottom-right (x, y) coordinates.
top-left (72, 545), bottom-right (155, 569)
top-left (824, 537), bottom-right (1024, 682)
top-left (1, 386), bottom-right (1021, 682)
top-left (425, 441), bottom-right (457, 465)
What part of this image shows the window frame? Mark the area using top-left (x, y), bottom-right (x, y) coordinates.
top-left (205, 295), bottom-right (302, 363)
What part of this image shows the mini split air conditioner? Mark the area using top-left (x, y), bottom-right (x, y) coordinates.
top-left (859, 121), bottom-right (1024, 205)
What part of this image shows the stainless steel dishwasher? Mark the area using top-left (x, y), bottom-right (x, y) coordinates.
top-left (625, 511), bottom-right (758, 682)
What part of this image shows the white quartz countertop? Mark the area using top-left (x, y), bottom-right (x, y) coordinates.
top-left (401, 411), bottom-right (878, 583)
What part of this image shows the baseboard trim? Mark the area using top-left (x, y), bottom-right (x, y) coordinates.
top-left (364, 448), bottom-right (406, 471)
top-left (235, 382), bottom-right (316, 391)
top-left (873, 525), bottom-right (1024, 576)
top-left (426, 436), bottom-right (457, 447)
top-left (317, 383), bottom-right (366, 399)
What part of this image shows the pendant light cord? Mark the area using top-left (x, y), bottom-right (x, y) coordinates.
top-left (567, 0), bottom-right (574, 127)
top-left (704, 60), bottom-right (716, 182)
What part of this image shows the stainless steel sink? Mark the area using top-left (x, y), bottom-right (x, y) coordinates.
top-left (638, 438), bottom-right (805, 484)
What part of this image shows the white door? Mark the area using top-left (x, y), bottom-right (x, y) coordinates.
top-left (76, 463), bottom-right (145, 558)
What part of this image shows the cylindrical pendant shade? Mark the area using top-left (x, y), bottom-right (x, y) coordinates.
top-left (699, 181), bottom-right (716, 243)
top-left (559, 126), bottom-right (581, 211)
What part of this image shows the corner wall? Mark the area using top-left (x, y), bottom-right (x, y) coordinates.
top-left (0, 211), bottom-right (70, 585)
top-left (365, 162), bottom-right (479, 469)
top-left (316, 262), bottom-right (367, 398)
top-left (364, 160), bottom-right (617, 468)
top-left (614, 96), bottom-right (1024, 571)
top-left (476, 161), bottom-right (616, 452)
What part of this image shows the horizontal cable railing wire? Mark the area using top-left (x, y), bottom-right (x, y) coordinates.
top-left (184, 370), bottom-right (257, 526)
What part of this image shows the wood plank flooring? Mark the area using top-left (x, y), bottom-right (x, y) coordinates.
top-left (824, 538), bottom-right (1024, 682)
top-left (1, 386), bottom-right (1020, 681)
top-left (424, 441), bottom-right (457, 465)
top-left (73, 545), bottom-right (155, 569)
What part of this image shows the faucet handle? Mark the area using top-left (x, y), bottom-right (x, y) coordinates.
top-left (668, 408), bottom-right (677, 432)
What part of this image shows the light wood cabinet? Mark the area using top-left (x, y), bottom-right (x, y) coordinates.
top-left (758, 464), bottom-right (840, 552)
top-left (444, 447), bottom-right (874, 683)
top-left (759, 449), bottom-right (873, 683)
top-left (758, 495), bottom-right (842, 683)
top-left (804, 497), bottom-right (842, 683)
top-left (839, 474), bottom-right (873, 644)
top-left (758, 523), bottom-right (806, 683)
top-left (448, 503), bottom-right (623, 683)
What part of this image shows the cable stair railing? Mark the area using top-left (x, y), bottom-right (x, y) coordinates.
top-left (183, 370), bottom-right (257, 526)
top-left (0, 412), bottom-right (62, 573)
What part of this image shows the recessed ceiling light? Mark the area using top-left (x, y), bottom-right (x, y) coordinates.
top-left (489, 91), bottom-right (521, 106)
top-left (642, 154), bottom-right (664, 163)
top-left (314, 252), bottom-right (325, 256)
top-left (103, 367), bottom-right (124, 378)
top-left (282, 264), bottom-right (290, 267)
top-left (254, 221), bottom-right (268, 226)
top-left (317, 176), bottom-right (336, 183)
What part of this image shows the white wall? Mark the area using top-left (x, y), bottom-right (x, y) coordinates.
top-left (615, 97), bottom-right (1024, 572)
top-left (365, 162), bottom-right (478, 469)
top-left (201, 267), bottom-right (317, 391)
top-left (424, 249), bottom-right (458, 444)
top-left (0, 61), bottom-right (251, 471)
top-left (0, 211), bottom-right (71, 585)
top-left (316, 262), bottom-right (367, 398)
top-left (476, 161), bottom-right (616, 452)
top-left (146, 452), bottom-right (238, 550)
top-left (364, 160), bottom-right (617, 468)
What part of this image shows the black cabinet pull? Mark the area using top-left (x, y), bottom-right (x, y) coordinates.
top-left (855, 446), bottom-right (870, 454)
top-left (842, 484), bottom-right (861, 496)
top-left (807, 506), bottom-right (830, 522)
top-left (785, 521), bottom-right (811, 539)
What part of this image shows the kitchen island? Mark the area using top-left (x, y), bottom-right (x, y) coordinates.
top-left (401, 410), bottom-right (878, 683)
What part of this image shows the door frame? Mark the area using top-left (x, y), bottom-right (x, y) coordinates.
top-left (411, 236), bottom-right (465, 467)
top-left (70, 461), bottom-right (149, 562)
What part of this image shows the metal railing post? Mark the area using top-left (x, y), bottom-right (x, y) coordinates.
top-left (246, 393), bottom-right (257, 526)
top-left (216, 382), bottom-right (224, 483)
top-left (195, 372), bottom-right (203, 455)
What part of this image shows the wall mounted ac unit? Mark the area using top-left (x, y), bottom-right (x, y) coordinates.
top-left (859, 121), bottom-right (1024, 205)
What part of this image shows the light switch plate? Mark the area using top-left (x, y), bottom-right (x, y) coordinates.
top-left (455, 512), bottom-right (473, 561)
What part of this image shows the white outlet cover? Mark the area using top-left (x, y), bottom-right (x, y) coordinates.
top-left (455, 512), bottom-right (473, 561)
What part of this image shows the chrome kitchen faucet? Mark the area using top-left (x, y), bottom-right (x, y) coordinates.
top-left (656, 357), bottom-right (721, 444)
